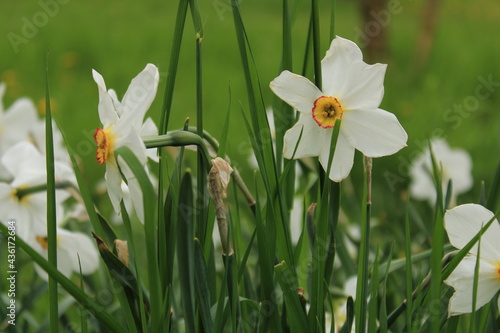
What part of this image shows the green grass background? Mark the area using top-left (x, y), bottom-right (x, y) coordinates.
top-left (1, 0), bottom-right (499, 216)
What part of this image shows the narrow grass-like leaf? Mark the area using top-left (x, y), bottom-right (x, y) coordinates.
top-left (487, 158), bottom-right (500, 211)
top-left (329, 0), bottom-right (336, 40)
top-left (355, 168), bottom-right (371, 333)
top-left (44, 55), bottom-right (58, 333)
top-left (309, 120), bottom-right (341, 332)
top-left (231, 0), bottom-right (296, 274)
top-left (119, 201), bottom-right (148, 332)
top-left (368, 249), bottom-right (380, 333)
top-left (114, 146), bottom-right (161, 331)
top-left (194, 238), bottom-right (213, 332)
top-left (92, 232), bottom-right (141, 333)
top-left (405, 200), bottom-right (413, 330)
top-left (275, 261), bottom-right (309, 333)
top-left (0, 223), bottom-right (126, 332)
top-left (339, 297), bottom-right (354, 333)
top-left (310, 0), bottom-right (322, 89)
top-left (379, 244), bottom-right (395, 333)
top-left (224, 252), bottom-right (239, 332)
top-left (274, 0), bottom-right (294, 176)
top-left (159, 0), bottom-right (189, 134)
top-left (378, 244), bottom-right (452, 279)
top-left (177, 171), bottom-right (196, 333)
top-left (445, 316), bottom-right (459, 333)
top-left (469, 231), bottom-right (482, 332)
top-left (77, 259), bottom-right (88, 333)
top-left (251, 172), bottom-right (282, 332)
top-left (429, 145), bottom-right (444, 333)
top-left (189, 0), bottom-right (210, 254)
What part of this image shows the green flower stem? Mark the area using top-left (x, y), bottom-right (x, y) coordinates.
top-left (15, 181), bottom-right (77, 200)
top-left (144, 131), bottom-right (211, 167)
top-left (144, 130), bottom-right (256, 210)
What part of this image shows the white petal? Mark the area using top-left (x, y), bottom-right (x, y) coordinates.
top-left (441, 150), bottom-right (473, 195)
top-left (444, 204), bottom-right (500, 264)
top-left (92, 69), bottom-right (118, 128)
top-left (141, 117), bottom-right (159, 162)
top-left (270, 71), bottom-right (323, 113)
top-left (321, 36), bottom-right (363, 96)
top-left (342, 108), bottom-right (407, 157)
top-left (409, 151), bottom-right (436, 202)
top-left (338, 62), bottom-right (387, 110)
top-left (126, 174), bottom-right (145, 223)
top-left (114, 124), bottom-right (148, 165)
top-left (121, 64), bottom-right (159, 129)
top-left (105, 162), bottom-right (123, 214)
top-left (1, 98), bottom-right (38, 152)
top-left (283, 113), bottom-right (327, 159)
top-left (3, 142), bottom-right (46, 187)
top-left (107, 88), bottom-right (123, 116)
top-left (445, 256), bottom-right (500, 316)
top-left (0, 185), bottom-right (32, 240)
top-left (56, 249), bottom-right (75, 278)
top-left (58, 229), bottom-right (100, 275)
top-left (318, 129), bottom-right (355, 182)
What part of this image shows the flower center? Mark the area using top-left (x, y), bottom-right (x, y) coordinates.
top-left (36, 236), bottom-right (49, 250)
top-left (312, 96), bottom-right (343, 128)
top-left (94, 128), bottom-right (116, 165)
top-left (36, 235), bottom-right (60, 250)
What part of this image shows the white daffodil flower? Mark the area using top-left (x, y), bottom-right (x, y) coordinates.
top-left (410, 138), bottom-right (473, 205)
top-left (0, 142), bottom-right (73, 240)
top-left (0, 83), bottom-right (39, 180)
top-left (27, 228), bottom-right (99, 280)
top-left (270, 36), bottom-right (407, 181)
top-left (93, 64), bottom-right (159, 222)
top-left (444, 204), bottom-right (500, 316)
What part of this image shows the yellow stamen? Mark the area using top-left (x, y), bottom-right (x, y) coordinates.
top-left (94, 128), bottom-right (115, 165)
top-left (36, 236), bottom-right (49, 250)
top-left (312, 96), bottom-right (343, 128)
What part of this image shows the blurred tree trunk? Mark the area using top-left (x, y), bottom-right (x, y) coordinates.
top-left (359, 0), bottom-right (390, 63)
top-left (415, 0), bottom-right (440, 69)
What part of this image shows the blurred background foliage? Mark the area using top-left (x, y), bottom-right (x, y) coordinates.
top-left (1, 0), bottom-right (499, 223)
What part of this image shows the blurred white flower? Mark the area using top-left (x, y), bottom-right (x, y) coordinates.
top-left (410, 138), bottom-right (473, 204)
top-left (0, 142), bottom-right (72, 240)
top-left (92, 64), bottom-right (159, 222)
top-left (0, 83), bottom-right (38, 180)
top-left (444, 204), bottom-right (500, 316)
top-left (27, 228), bottom-right (99, 280)
top-left (270, 36), bottom-right (407, 182)
top-left (29, 118), bottom-right (73, 166)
